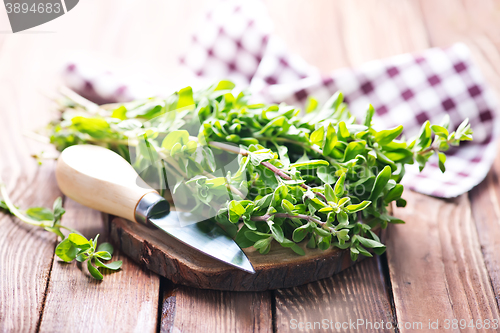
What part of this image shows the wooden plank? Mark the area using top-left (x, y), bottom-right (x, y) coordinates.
top-left (159, 282), bottom-right (273, 332)
top-left (469, 143), bottom-right (500, 310)
top-left (387, 191), bottom-right (500, 331)
top-left (0, 79), bottom-right (61, 332)
top-left (38, 199), bottom-right (160, 333)
top-left (274, 258), bottom-right (395, 333)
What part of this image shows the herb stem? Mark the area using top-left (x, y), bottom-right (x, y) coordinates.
top-left (416, 145), bottom-right (439, 155)
top-left (251, 212), bottom-right (326, 226)
top-left (259, 136), bottom-right (339, 166)
top-left (200, 139), bottom-right (329, 202)
top-left (58, 224), bottom-right (81, 234)
top-left (0, 176), bottom-right (52, 228)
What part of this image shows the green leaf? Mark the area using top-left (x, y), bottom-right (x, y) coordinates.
top-left (111, 105), bottom-right (127, 120)
top-left (364, 104), bottom-right (375, 127)
top-left (97, 242), bottom-right (114, 256)
top-left (228, 200), bottom-right (246, 223)
top-left (338, 121), bottom-right (350, 139)
top-left (343, 141), bottom-right (366, 161)
top-left (318, 236), bottom-right (331, 250)
top-left (292, 223), bottom-right (310, 242)
top-left (269, 223), bottom-right (284, 243)
top-left (76, 253), bottom-right (88, 262)
top-left (324, 184), bottom-right (336, 202)
top-left (416, 121), bottom-right (432, 149)
top-left (368, 166), bottom-right (392, 201)
top-left (305, 96), bottom-right (318, 113)
top-left (350, 247), bottom-right (359, 261)
top-left (272, 184), bottom-right (289, 206)
top-left (71, 116), bottom-right (111, 139)
top-left (337, 229), bottom-right (350, 241)
top-left (356, 245), bottom-right (373, 257)
top-left (161, 130), bottom-right (190, 150)
top-left (68, 233), bottom-right (89, 246)
top-left (438, 152), bottom-right (446, 173)
top-left (291, 244), bottom-right (305, 255)
top-left (94, 251), bottom-right (112, 260)
top-left (87, 260), bottom-right (103, 280)
top-left (337, 211), bottom-right (348, 224)
top-left (317, 165), bottom-right (337, 184)
top-left (322, 124), bottom-right (337, 156)
top-left (55, 238), bottom-right (78, 262)
top-left (213, 80), bottom-right (236, 91)
top-left (345, 201), bottom-right (371, 213)
top-left (431, 125), bottom-right (449, 138)
top-left (289, 159), bottom-right (329, 170)
top-left (95, 258), bottom-right (123, 270)
top-left (248, 149), bottom-right (275, 166)
top-left (245, 230), bottom-right (271, 242)
top-left (357, 236), bottom-right (386, 249)
top-left (281, 199), bottom-right (295, 214)
top-left (396, 198), bottom-right (407, 207)
top-left (307, 235), bottom-right (317, 249)
top-left (334, 173), bottom-right (345, 197)
top-left (177, 86), bottom-right (195, 109)
top-left (253, 237), bottom-right (272, 254)
top-left (52, 197), bottom-right (65, 222)
top-left (384, 184), bottom-right (404, 204)
top-left (25, 207), bottom-right (53, 221)
top-left (375, 125), bottom-right (403, 145)
top-left (310, 126), bottom-right (325, 146)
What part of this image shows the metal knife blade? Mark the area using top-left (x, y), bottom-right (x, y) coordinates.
top-left (137, 193), bottom-right (255, 274)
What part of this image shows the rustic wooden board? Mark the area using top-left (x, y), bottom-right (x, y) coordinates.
top-left (38, 199), bottom-right (160, 333)
top-left (110, 217), bottom-right (380, 291)
top-left (387, 191), bottom-right (500, 331)
top-left (159, 280), bottom-right (272, 332)
top-left (274, 257), bottom-right (395, 333)
top-left (0, 77), bottom-right (61, 332)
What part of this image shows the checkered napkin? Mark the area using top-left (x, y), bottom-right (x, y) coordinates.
top-left (62, 0), bottom-right (499, 198)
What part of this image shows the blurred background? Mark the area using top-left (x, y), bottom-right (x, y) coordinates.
top-left (1, 0), bottom-right (499, 124)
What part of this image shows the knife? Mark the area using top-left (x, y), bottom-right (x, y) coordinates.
top-left (55, 144), bottom-right (255, 274)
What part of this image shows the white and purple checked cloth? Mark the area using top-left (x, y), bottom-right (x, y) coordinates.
top-left (62, 1), bottom-right (499, 198)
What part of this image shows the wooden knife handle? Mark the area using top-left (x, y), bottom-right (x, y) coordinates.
top-left (56, 144), bottom-right (157, 222)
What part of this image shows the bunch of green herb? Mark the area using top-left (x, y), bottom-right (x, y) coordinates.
top-left (0, 175), bottom-right (122, 280)
top-left (47, 81), bottom-right (472, 260)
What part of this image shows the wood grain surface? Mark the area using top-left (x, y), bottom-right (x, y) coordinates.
top-left (38, 199), bottom-right (160, 333)
top-left (160, 281), bottom-right (273, 332)
top-left (0, 74), bottom-right (61, 332)
top-left (1, 0), bottom-right (500, 332)
top-left (469, 147), bottom-right (500, 310)
top-left (274, 257), bottom-right (394, 333)
top-left (388, 192), bottom-right (500, 331)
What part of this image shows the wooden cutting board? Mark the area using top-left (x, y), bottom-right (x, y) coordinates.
top-left (109, 217), bottom-right (383, 291)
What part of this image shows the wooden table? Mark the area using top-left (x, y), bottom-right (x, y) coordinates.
top-left (1, 1), bottom-right (500, 332)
